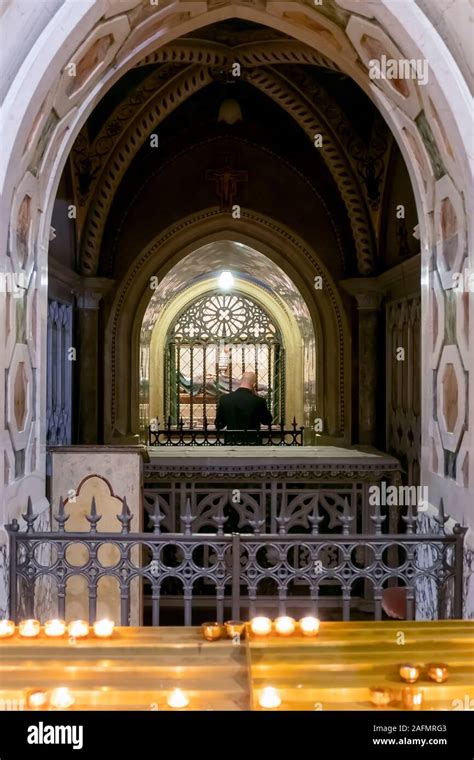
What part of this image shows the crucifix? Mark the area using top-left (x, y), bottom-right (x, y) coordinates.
top-left (206, 157), bottom-right (248, 211)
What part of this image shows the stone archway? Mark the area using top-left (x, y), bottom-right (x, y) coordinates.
top-left (104, 212), bottom-right (350, 445)
top-left (1, 2), bottom-right (472, 606)
top-left (146, 278), bottom-right (306, 434)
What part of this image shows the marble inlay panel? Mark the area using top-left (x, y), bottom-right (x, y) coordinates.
top-left (0, 543), bottom-right (7, 619)
top-left (463, 547), bottom-right (474, 620)
top-left (51, 449), bottom-right (143, 624)
top-left (415, 513), bottom-right (446, 620)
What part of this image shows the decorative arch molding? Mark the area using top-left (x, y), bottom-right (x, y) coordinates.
top-left (80, 64), bottom-right (214, 274)
top-left (246, 66), bottom-right (375, 273)
top-left (73, 37), bottom-right (341, 217)
top-left (78, 56), bottom-right (375, 275)
top-left (137, 37), bottom-right (340, 71)
top-left (104, 209), bottom-right (351, 446)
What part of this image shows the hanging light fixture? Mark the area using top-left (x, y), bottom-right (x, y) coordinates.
top-left (218, 98), bottom-right (242, 125)
top-left (218, 271), bottom-right (234, 290)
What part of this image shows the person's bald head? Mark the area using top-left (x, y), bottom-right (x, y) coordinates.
top-left (240, 371), bottom-right (256, 390)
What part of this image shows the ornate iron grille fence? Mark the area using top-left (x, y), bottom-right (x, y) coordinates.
top-left (148, 418), bottom-right (304, 446)
top-left (6, 497), bottom-right (466, 625)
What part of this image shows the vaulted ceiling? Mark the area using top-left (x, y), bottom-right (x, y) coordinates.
top-left (63, 19), bottom-right (418, 281)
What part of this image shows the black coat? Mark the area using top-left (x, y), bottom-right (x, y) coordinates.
top-left (214, 387), bottom-right (272, 433)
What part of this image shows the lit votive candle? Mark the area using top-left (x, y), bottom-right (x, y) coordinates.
top-left (259, 687), bottom-right (282, 709)
top-left (50, 687), bottom-right (75, 709)
top-left (402, 687), bottom-right (424, 710)
top-left (67, 620), bottom-right (89, 638)
top-left (26, 690), bottom-right (48, 709)
top-left (0, 620), bottom-right (15, 638)
top-left (44, 619), bottom-right (66, 637)
top-left (399, 664), bottom-right (420, 683)
top-left (167, 688), bottom-right (190, 709)
top-left (19, 619), bottom-right (40, 638)
top-left (275, 616), bottom-right (296, 636)
top-left (224, 621), bottom-right (246, 639)
top-left (93, 619), bottom-right (115, 638)
top-left (250, 616), bottom-right (272, 636)
top-left (370, 687), bottom-right (392, 708)
top-left (427, 663), bottom-right (449, 683)
top-left (299, 616), bottom-right (320, 636)
top-left (202, 622), bottom-right (224, 641)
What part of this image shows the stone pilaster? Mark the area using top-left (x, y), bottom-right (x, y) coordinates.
top-left (75, 279), bottom-right (113, 444)
top-left (341, 279), bottom-right (383, 446)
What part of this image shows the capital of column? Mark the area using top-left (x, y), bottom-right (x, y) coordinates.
top-left (340, 278), bottom-right (383, 311)
top-left (76, 277), bottom-right (115, 310)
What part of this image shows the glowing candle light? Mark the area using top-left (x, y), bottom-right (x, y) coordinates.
top-left (0, 620), bottom-right (15, 638)
top-left (67, 620), bottom-right (89, 638)
top-left (19, 619), bottom-right (40, 638)
top-left (201, 622), bottom-right (224, 641)
top-left (26, 690), bottom-right (48, 709)
top-left (274, 616), bottom-right (296, 636)
top-left (166, 689), bottom-right (190, 709)
top-left (402, 687), bottom-right (424, 710)
top-left (299, 617), bottom-right (320, 636)
top-left (93, 619), bottom-right (115, 638)
top-left (224, 620), bottom-right (246, 639)
top-left (44, 619), bottom-right (66, 637)
top-left (259, 687), bottom-right (282, 709)
top-left (427, 663), bottom-right (448, 683)
top-left (369, 687), bottom-right (392, 708)
top-left (250, 617), bottom-right (272, 636)
top-left (399, 664), bottom-right (420, 683)
top-left (50, 687), bottom-right (75, 709)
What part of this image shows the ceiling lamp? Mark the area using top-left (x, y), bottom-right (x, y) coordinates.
top-left (218, 98), bottom-right (242, 125)
top-left (218, 271), bottom-right (234, 290)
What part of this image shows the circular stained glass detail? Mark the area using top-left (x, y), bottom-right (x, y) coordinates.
top-left (173, 294), bottom-right (279, 342)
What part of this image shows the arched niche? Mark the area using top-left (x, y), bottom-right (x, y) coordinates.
top-left (104, 214), bottom-right (351, 445)
top-left (145, 273), bottom-right (307, 434)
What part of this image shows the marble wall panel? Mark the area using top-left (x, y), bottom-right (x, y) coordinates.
top-left (51, 447), bottom-right (143, 624)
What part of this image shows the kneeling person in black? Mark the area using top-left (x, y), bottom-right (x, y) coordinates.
top-left (214, 371), bottom-right (272, 444)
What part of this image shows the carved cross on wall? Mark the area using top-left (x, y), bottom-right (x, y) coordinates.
top-left (206, 158), bottom-right (248, 211)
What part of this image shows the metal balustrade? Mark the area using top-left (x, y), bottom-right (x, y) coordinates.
top-left (148, 417), bottom-right (304, 446)
top-left (6, 496), bottom-right (466, 625)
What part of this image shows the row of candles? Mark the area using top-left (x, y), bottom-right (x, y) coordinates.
top-left (207, 616), bottom-right (317, 709)
top-left (399, 663), bottom-right (448, 684)
top-left (15, 683), bottom-right (446, 711)
top-left (370, 663), bottom-right (449, 710)
top-left (0, 618), bottom-right (115, 638)
top-left (19, 686), bottom-right (280, 710)
top-left (17, 685), bottom-right (281, 711)
top-left (202, 616), bottom-right (321, 640)
top-left (20, 686), bottom-right (195, 711)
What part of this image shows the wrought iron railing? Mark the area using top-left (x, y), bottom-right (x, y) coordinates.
top-left (6, 497), bottom-right (466, 625)
top-left (148, 417), bottom-right (304, 446)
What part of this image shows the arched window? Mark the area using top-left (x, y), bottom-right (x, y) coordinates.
top-left (165, 293), bottom-right (285, 427)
